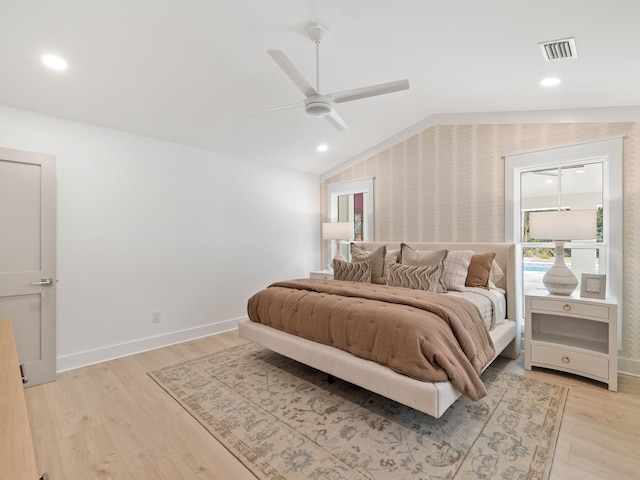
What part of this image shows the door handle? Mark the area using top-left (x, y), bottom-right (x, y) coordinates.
top-left (31, 278), bottom-right (53, 287)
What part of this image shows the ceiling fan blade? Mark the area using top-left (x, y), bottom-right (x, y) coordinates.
top-left (325, 109), bottom-right (349, 131)
top-left (329, 79), bottom-right (409, 104)
top-left (246, 100), bottom-right (303, 116)
top-left (268, 50), bottom-right (318, 97)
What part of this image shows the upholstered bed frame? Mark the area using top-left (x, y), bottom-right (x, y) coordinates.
top-left (239, 242), bottom-right (521, 418)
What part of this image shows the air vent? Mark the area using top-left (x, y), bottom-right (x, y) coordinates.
top-left (539, 37), bottom-right (577, 61)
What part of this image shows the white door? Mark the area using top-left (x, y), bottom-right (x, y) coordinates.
top-left (0, 147), bottom-right (56, 387)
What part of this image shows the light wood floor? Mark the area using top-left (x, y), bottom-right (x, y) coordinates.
top-left (25, 330), bottom-right (640, 479)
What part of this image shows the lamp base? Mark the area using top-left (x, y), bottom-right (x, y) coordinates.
top-left (332, 249), bottom-right (346, 265)
top-left (327, 240), bottom-right (346, 271)
top-left (542, 240), bottom-right (578, 296)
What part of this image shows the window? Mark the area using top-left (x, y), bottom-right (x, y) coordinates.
top-left (505, 137), bottom-right (623, 344)
top-left (521, 163), bottom-right (604, 294)
top-left (326, 178), bottom-right (374, 260)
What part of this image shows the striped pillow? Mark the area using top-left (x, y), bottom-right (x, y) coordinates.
top-left (333, 259), bottom-right (372, 283)
top-left (400, 244), bottom-right (448, 292)
top-left (387, 263), bottom-right (442, 292)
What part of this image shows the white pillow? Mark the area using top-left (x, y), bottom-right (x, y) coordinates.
top-left (442, 250), bottom-right (474, 292)
top-left (489, 259), bottom-right (505, 292)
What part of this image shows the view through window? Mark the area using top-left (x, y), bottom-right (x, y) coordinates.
top-left (520, 163), bottom-right (603, 295)
top-left (326, 178), bottom-right (374, 263)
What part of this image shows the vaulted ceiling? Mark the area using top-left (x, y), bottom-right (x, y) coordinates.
top-left (1, 0), bottom-right (639, 175)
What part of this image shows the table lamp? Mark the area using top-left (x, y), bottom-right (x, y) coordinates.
top-left (322, 222), bottom-right (352, 269)
top-left (529, 209), bottom-right (597, 295)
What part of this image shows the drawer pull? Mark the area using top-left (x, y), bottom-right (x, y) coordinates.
top-left (563, 304), bottom-right (571, 312)
top-left (562, 356), bottom-right (570, 364)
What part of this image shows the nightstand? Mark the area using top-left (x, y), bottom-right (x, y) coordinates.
top-left (525, 292), bottom-right (618, 391)
top-left (310, 270), bottom-right (334, 280)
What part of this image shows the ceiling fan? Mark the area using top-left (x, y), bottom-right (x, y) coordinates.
top-left (250, 24), bottom-right (410, 131)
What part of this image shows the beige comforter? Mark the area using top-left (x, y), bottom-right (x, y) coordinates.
top-left (247, 279), bottom-right (495, 400)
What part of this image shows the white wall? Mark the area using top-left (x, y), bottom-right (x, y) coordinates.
top-left (0, 105), bottom-right (320, 370)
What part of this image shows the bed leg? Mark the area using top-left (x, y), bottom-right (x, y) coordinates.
top-left (327, 374), bottom-right (335, 384)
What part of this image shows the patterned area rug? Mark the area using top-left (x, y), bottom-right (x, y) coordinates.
top-left (149, 343), bottom-right (566, 480)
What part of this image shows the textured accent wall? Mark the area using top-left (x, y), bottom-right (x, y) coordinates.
top-left (322, 122), bottom-right (640, 367)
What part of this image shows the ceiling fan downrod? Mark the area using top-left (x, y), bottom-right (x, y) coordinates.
top-left (307, 24), bottom-right (329, 92)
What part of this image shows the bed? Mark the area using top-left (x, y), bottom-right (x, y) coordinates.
top-left (239, 242), bottom-right (521, 418)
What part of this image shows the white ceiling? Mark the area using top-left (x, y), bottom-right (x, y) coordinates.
top-left (1, 0), bottom-right (639, 175)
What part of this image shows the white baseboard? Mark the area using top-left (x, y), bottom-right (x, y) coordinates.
top-left (619, 356), bottom-right (640, 378)
top-left (56, 317), bottom-right (243, 373)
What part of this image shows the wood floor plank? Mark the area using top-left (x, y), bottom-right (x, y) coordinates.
top-left (40, 368), bottom-right (102, 439)
top-left (56, 425), bottom-right (130, 480)
top-left (566, 440), bottom-right (640, 479)
top-left (129, 453), bottom-right (202, 480)
top-left (550, 460), bottom-right (611, 480)
top-left (87, 365), bottom-right (172, 472)
top-left (25, 330), bottom-right (640, 480)
top-left (23, 386), bottom-right (66, 480)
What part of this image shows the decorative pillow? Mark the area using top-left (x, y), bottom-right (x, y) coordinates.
top-left (387, 263), bottom-right (442, 292)
top-left (442, 250), bottom-right (474, 292)
top-left (400, 244), bottom-right (448, 266)
top-left (383, 249), bottom-right (401, 283)
top-left (332, 259), bottom-right (372, 283)
top-left (387, 248), bottom-right (402, 264)
top-left (489, 259), bottom-right (505, 290)
top-left (400, 244), bottom-right (448, 292)
top-left (350, 244), bottom-right (386, 284)
top-left (465, 252), bottom-right (496, 289)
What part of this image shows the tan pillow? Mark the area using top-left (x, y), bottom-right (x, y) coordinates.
top-left (465, 252), bottom-right (496, 289)
top-left (400, 244), bottom-right (448, 292)
top-left (387, 263), bottom-right (442, 292)
top-left (401, 244), bottom-right (448, 266)
top-left (350, 244), bottom-right (386, 284)
top-left (442, 250), bottom-right (474, 292)
top-left (332, 259), bottom-right (372, 283)
top-left (383, 249), bottom-right (401, 283)
top-left (387, 248), bottom-right (401, 264)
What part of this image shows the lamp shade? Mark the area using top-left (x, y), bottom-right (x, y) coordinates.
top-left (529, 210), bottom-right (597, 241)
top-left (322, 222), bottom-right (352, 240)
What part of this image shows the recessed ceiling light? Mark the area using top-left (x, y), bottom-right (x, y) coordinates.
top-left (317, 144), bottom-right (328, 152)
top-left (545, 179), bottom-right (554, 184)
top-left (42, 54), bottom-right (68, 70)
top-left (540, 77), bottom-right (561, 87)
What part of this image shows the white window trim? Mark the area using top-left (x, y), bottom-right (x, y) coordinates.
top-left (326, 177), bottom-right (375, 241)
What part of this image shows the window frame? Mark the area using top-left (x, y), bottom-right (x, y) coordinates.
top-left (326, 178), bottom-right (375, 241)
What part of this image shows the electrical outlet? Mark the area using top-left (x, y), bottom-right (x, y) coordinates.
top-left (152, 311), bottom-right (161, 324)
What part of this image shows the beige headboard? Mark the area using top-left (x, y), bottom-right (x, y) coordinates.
top-left (355, 242), bottom-right (518, 323)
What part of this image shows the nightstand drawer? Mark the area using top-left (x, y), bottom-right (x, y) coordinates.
top-left (530, 298), bottom-right (609, 320)
top-left (530, 343), bottom-right (609, 379)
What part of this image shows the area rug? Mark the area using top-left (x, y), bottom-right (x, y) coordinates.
top-left (149, 343), bottom-right (567, 480)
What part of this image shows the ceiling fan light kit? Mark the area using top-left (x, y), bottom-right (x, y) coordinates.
top-left (305, 96), bottom-right (333, 117)
top-left (250, 23), bottom-right (409, 131)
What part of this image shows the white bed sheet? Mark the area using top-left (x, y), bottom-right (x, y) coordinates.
top-left (445, 287), bottom-right (507, 330)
